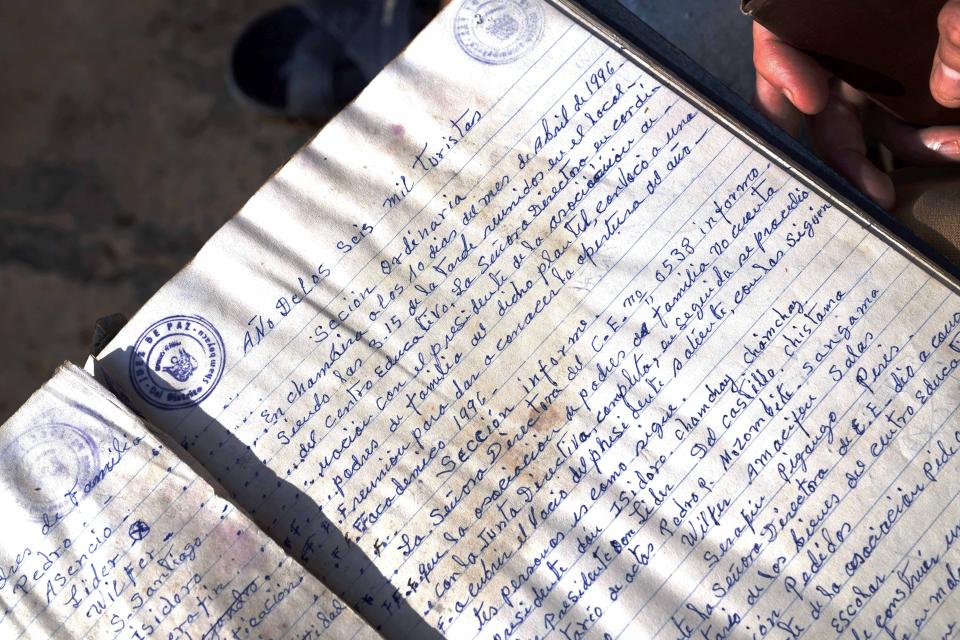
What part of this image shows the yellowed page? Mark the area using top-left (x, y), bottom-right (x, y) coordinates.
top-left (0, 364), bottom-right (377, 640)
top-left (93, 0), bottom-right (960, 637)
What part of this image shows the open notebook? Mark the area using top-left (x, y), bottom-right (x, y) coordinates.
top-left (4, 0), bottom-right (960, 638)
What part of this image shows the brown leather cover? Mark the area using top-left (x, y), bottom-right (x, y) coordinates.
top-left (892, 166), bottom-right (960, 264)
top-left (743, 0), bottom-right (960, 126)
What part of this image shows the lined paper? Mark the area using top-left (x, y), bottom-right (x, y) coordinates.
top-left (0, 364), bottom-right (376, 640)
top-left (91, 1), bottom-right (960, 637)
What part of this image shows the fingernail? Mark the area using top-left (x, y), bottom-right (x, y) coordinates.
top-left (926, 137), bottom-right (960, 157)
top-left (934, 60), bottom-right (960, 99)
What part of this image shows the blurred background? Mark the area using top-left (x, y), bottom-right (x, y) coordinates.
top-left (0, 0), bottom-right (752, 421)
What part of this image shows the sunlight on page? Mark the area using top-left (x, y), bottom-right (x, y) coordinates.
top-left (95, 0), bottom-right (960, 637)
top-left (0, 364), bottom-right (377, 640)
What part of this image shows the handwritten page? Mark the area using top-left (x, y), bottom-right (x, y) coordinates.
top-left (94, 0), bottom-right (960, 637)
top-left (0, 364), bottom-right (376, 639)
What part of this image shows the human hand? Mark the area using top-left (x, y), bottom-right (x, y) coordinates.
top-left (932, 0), bottom-right (960, 107)
top-left (752, 0), bottom-right (960, 210)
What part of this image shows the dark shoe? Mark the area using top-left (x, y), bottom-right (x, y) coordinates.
top-left (229, 1), bottom-right (435, 120)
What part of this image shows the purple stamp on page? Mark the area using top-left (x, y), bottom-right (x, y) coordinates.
top-left (0, 422), bottom-right (100, 521)
top-left (454, 0), bottom-right (545, 65)
top-left (129, 314), bottom-right (225, 410)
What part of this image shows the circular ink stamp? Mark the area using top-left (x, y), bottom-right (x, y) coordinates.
top-left (454, 0), bottom-right (545, 65)
top-left (129, 314), bottom-right (226, 410)
top-left (0, 423), bottom-right (100, 520)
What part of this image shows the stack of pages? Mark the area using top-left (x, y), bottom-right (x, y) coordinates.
top-left (3, 1), bottom-right (959, 638)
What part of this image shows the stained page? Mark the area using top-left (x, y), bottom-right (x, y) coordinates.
top-left (95, 0), bottom-right (960, 637)
top-left (0, 364), bottom-right (376, 640)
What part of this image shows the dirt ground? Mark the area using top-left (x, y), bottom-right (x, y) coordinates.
top-left (0, 1), bottom-right (751, 422)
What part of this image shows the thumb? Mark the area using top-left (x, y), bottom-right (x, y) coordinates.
top-left (931, 0), bottom-right (960, 108)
